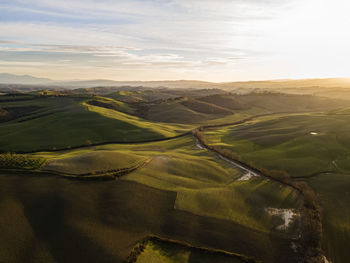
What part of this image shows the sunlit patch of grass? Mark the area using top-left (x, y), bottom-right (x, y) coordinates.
top-left (42, 150), bottom-right (146, 175)
top-left (0, 96), bottom-right (191, 152)
top-left (84, 102), bottom-right (191, 137)
top-left (203, 113), bottom-right (350, 177)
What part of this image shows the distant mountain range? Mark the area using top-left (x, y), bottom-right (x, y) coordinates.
top-left (0, 73), bottom-right (216, 89)
top-left (1, 73), bottom-right (350, 90)
top-left (0, 73), bottom-right (53, 85)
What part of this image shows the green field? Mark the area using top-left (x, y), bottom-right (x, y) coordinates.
top-left (26, 135), bottom-right (300, 235)
top-left (42, 150), bottom-right (146, 175)
top-left (119, 136), bottom-right (300, 234)
top-left (1, 88), bottom-right (349, 262)
top-left (0, 95), bottom-right (190, 152)
top-left (201, 112), bottom-right (350, 263)
top-left (0, 134), bottom-right (302, 262)
top-left (307, 173), bottom-right (350, 263)
top-left (202, 113), bottom-right (350, 177)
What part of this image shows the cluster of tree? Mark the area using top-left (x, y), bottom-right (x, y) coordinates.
top-left (75, 159), bottom-right (147, 178)
top-left (193, 129), bottom-right (323, 263)
top-left (124, 237), bottom-right (148, 263)
top-left (0, 153), bottom-right (46, 170)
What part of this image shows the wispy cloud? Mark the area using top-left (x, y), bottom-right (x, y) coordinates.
top-left (0, 0), bottom-right (291, 81)
top-left (1, 0), bottom-right (349, 81)
top-left (0, 38), bottom-right (249, 68)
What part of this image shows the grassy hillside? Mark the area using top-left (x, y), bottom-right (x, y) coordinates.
top-left (0, 159), bottom-right (299, 262)
top-left (2, 88), bottom-right (349, 263)
top-left (97, 136), bottom-right (301, 236)
top-left (0, 95), bottom-right (190, 152)
top-left (181, 98), bottom-right (234, 115)
top-left (235, 93), bottom-right (347, 113)
top-left (0, 136), bottom-right (299, 262)
top-left (0, 175), bottom-right (173, 263)
top-left (307, 173), bottom-right (350, 263)
top-left (42, 151), bottom-right (146, 175)
top-left (199, 92), bottom-right (348, 115)
top-left (0, 135), bottom-right (302, 262)
top-left (144, 100), bottom-right (230, 124)
top-left (33, 134), bottom-right (300, 235)
top-left (201, 112), bottom-right (350, 263)
top-left (108, 90), bottom-right (179, 103)
top-left (202, 113), bottom-right (350, 177)
top-left (86, 96), bottom-right (135, 114)
top-left (83, 101), bottom-right (190, 136)
top-left (123, 91), bottom-right (348, 124)
top-left (198, 94), bottom-right (248, 110)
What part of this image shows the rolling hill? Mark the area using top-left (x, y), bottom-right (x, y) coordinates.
top-left (1, 84), bottom-right (349, 263)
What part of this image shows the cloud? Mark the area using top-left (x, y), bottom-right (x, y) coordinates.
top-left (0, 61), bottom-right (50, 66)
top-left (0, 40), bottom-right (22, 44)
top-left (1, 0), bottom-right (289, 58)
top-left (8, 0), bottom-right (345, 82)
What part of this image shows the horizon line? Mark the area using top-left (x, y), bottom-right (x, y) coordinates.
top-left (2, 72), bottom-right (350, 84)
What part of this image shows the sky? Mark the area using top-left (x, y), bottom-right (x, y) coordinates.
top-left (0, 0), bottom-right (350, 82)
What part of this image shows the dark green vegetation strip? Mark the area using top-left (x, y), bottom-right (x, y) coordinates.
top-left (0, 155), bottom-right (152, 181)
top-left (0, 153), bottom-right (46, 170)
top-left (42, 158), bottom-right (153, 179)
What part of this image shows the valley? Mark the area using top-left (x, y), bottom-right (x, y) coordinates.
top-left (1, 84), bottom-right (349, 262)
